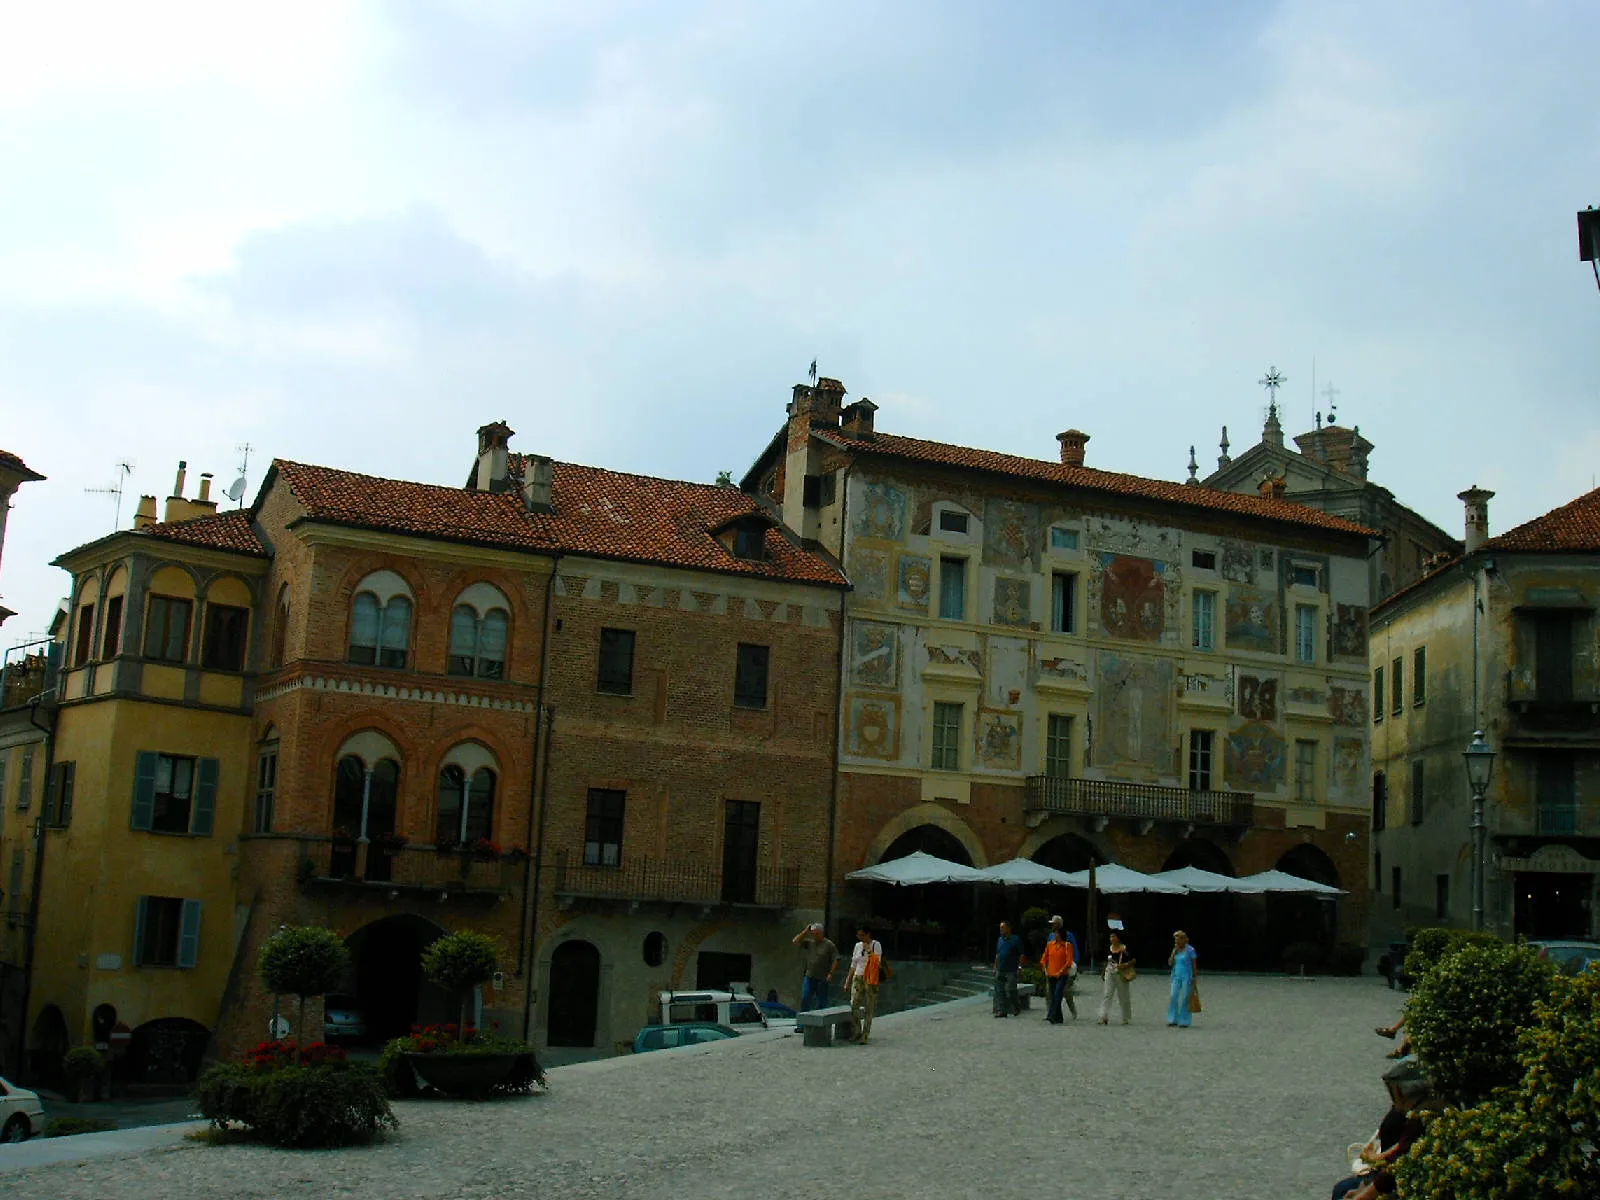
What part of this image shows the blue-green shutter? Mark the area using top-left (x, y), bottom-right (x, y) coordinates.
top-left (131, 752), bottom-right (159, 830)
top-left (178, 900), bottom-right (202, 968)
top-left (58, 762), bottom-right (74, 828)
top-left (132, 896), bottom-right (149, 966)
top-left (193, 758), bottom-right (219, 836)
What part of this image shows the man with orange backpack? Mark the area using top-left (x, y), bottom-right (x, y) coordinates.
top-left (1041, 915), bottom-right (1078, 1023)
top-left (842, 924), bottom-right (886, 1045)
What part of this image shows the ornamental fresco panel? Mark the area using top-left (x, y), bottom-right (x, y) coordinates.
top-left (1220, 542), bottom-right (1255, 584)
top-left (850, 621), bottom-right (899, 689)
top-left (983, 498), bottom-right (1039, 569)
top-left (991, 576), bottom-right (1031, 626)
top-left (1328, 686), bottom-right (1367, 727)
top-left (896, 553), bottom-right (931, 612)
top-left (975, 711), bottom-right (1022, 770)
top-left (854, 481), bottom-right (907, 541)
top-left (845, 694), bottom-right (901, 760)
top-left (1093, 651), bottom-right (1175, 773)
top-left (848, 546), bottom-right (888, 601)
top-left (1224, 586), bottom-right (1278, 653)
top-left (1238, 674), bottom-right (1280, 722)
top-left (1224, 721), bottom-right (1287, 791)
top-left (1332, 736), bottom-right (1364, 799)
top-left (1098, 554), bottom-right (1167, 643)
top-left (1332, 604), bottom-right (1368, 659)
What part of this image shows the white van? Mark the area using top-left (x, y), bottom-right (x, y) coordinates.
top-left (657, 989), bottom-right (769, 1034)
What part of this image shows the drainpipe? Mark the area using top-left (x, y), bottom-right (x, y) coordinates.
top-left (822, 462), bottom-right (853, 938)
top-left (17, 677), bottom-right (59, 1083)
top-left (519, 556), bottom-right (560, 1042)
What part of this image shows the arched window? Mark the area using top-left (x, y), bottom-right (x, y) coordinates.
top-left (436, 743), bottom-right (499, 846)
top-left (447, 583), bottom-right (511, 679)
top-left (347, 572), bottom-right (413, 668)
top-left (269, 585), bottom-right (289, 669)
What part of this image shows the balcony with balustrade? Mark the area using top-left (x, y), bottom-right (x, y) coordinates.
top-left (552, 850), bottom-right (799, 912)
top-left (1505, 671), bottom-right (1600, 741)
top-left (1023, 775), bottom-right (1255, 829)
top-left (296, 838), bottom-right (520, 904)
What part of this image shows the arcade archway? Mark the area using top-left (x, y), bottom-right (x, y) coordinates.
top-left (343, 915), bottom-right (451, 1043)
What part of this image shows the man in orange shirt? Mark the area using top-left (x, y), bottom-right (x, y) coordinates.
top-left (1041, 915), bottom-right (1078, 1024)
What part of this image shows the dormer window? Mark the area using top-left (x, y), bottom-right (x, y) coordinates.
top-left (732, 520), bottom-right (767, 561)
top-left (938, 510), bottom-right (970, 534)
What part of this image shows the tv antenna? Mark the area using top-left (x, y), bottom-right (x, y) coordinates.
top-left (225, 442), bottom-right (253, 508)
top-left (85, 461), bottom-right (134, 530)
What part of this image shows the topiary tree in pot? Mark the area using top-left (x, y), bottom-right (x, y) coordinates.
top-left (258, 925), bottom-right (350, 1064)
top-left (421, 930), bottom-right (499, 1033)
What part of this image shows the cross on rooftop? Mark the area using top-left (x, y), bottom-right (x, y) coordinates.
top-left (1258, 366), bottom-right (1286, 414)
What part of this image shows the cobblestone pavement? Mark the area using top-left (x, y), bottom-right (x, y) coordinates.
top-left (3, 974), bottom-right (1404, 1200)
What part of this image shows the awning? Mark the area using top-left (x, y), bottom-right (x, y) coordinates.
top-left (1059, 863), bottom-right (1190, 895)
top-left (846, 851), bottom-right (988, 886)
top-left (974, 858), bottom-right (1080, 886)
top-left (1151, 866), bottom-right (1265, 894)
top-left (1236, 869), bottom-right (1346, 895)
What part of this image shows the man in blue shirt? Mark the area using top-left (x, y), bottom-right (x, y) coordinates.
top-left (993, 921), bottom-right (1024, 1017)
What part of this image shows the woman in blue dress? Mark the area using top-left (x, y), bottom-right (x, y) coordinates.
top-left (1167, 930), bottom-right (1198, 1027)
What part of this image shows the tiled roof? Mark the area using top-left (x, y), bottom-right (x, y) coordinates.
top-left (0, 449), bottom-right (45, 481)
top-left (1484, 486), bottom-right (1600, 553)
top-left (142, 510), bottom-right (268, 557)
top-left (821, 430), bottom-right (1377, 537)
top-left (272, 459), bottom-right (846, 586)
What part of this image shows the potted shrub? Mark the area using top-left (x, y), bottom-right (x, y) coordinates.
top-left (63, 1047), bottom-right (105, 1103)
top-left (194, 1039), bottom-right (395, 1148)
top-left (259, 925), bottom-right (350, 1064)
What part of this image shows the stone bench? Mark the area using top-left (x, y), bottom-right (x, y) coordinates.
top-left (1016, 982), bottom-right (1036, 1011)
top-left (795, 1005), bottom-right (855, 1047)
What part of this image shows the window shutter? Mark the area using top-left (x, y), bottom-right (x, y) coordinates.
top-left (133, 896), bottom-right (149, 966)
top-left (178, 899), bottom-right (203, 968)
top-left (44, 766), bottom-right (58, 825)
top-left (449, 605), bottom-right (479, 660)
top-left (381, 596), bottom-right (412, 653)
top-left (193, 757), bottom-right (220, 835)
top-left (131, 751), bottom-right (160, 830)
top-left (59, 762), bottom-right (75, 827)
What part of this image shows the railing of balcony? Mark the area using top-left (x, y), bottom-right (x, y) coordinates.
top-left (1534, 804), bottom-right (1597, 836)
top-left (553, 850), bottom-right (800, 909)
top-left (1505, 672), bottom-right (1600, 732)
top-left (299, 840), bottom-right (516, 894)
top-left (1023, 776), bottom-right (1254, 826)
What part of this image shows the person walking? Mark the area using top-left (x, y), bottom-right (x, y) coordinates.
top-left (993, 920), bottom-right (1024, 1018)
top-left (791, 923), bottom-right (839, 1012)
top-left (842, 925), bottom-right (884, 1044)
top-left (1097, 931), bottom-right (1135, 1025)
top-left (1167, 930), bottom-right (1198, 1028)
top-left (1040, 915), bottom-right (1077, 1023)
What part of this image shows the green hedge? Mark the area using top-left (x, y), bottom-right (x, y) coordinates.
top-left (378, 1027), bottom-right (547, 1100)
top-left (194, 1061), bottom-right (396, 1148)
top-left (44, 1117), bottom-right (117, 1138)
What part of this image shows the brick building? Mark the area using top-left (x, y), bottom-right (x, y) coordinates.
top-left (745, 380), bottom-right (1378, 964)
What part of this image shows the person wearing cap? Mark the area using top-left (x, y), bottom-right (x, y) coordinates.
top-left (1040, 915), bottom-right (1078, 1023)
top-left (791, 922), bottom-right (839, 1012)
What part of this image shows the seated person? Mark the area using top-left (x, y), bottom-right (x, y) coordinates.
top-left (1331, 1062), bottom-right (1431, 1200)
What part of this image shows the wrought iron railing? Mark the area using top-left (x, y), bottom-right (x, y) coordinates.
top-left (553, 850), bottom-right (799, 908)
top-left (299, 841), bottom-right (516, 894)
top-left (1535, 804), bottom-right (1594, 836)
top-left (1023, 776), bottom-right (1254, 827)
top-left (1505, 672), bottom-right (1600, 732)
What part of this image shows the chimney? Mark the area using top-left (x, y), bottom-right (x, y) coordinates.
top-left (190, 473), bottom-right (219, 514)
top-left (164, 460), bottom-right (189, 522)
top-left (473, 421), bottom-right (515, 493)
top-left (133, 495), bottom-right (158, 530)
top-left (1257, 473), bottom-right (1288, 501)
top-left (840, 398), bottom-right (878, 439)
top-left (520, 454), bottom-right (554, 514)
top-left (1056, 429), bottom-right (1090, 468)
top-left (1459, 485), bottom-right (1495, 553)
top-left (198, 473), bottom-right (212, 502)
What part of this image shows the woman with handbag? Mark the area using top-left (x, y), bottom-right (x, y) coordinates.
top-left (1097, 931), bottom-right (1135, 1025)
top-left (1167, 930), bottom-right (1198, 1028)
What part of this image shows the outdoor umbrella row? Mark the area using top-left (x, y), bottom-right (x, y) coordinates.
top-left (846, 852), bottom-right (1344, 895)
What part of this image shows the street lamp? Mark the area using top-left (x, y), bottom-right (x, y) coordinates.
top-left (1463, 730), bottom-right (1497, 931)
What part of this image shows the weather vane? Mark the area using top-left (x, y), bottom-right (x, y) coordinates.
top-left (1258, 365), bottom-right (1286, 415)
top-left (1321, 381), bottom-right (1340, 424)
top-left (808, 358), bottom-right (818, 383)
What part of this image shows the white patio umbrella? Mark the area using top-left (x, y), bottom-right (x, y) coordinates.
top-left (846, 850), bottom-right (987, 886)
top-left (1236, 869), bottom-right (1346, 895)
top-left (1059, 863), bottom-right (1190, 894)
top-left (1152, 866), bottom-right (1265, 894)
top-left (974, 858), bottom-right (1079, 887)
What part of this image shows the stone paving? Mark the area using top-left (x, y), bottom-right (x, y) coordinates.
top-left (1, 973), bottom-right (1405, 1200)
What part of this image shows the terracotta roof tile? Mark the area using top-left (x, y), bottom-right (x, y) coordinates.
top-left (1483, 486), bottom-right (1600, 553)
top-left (0, 449), bottom-right (45, 481)
top-left (142, 510), bottom-right (268, 556)
top-left (272, 459), bottom-right (845, 587)
top-left (821, 430), bottom-right (1377, 537)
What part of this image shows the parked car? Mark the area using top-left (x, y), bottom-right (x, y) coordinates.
top-left (0, 1075), bottom-right (45, 1142)
top-left (1528, 939), bottom-right (1600, 977)
top-left (323, 995), bottom-right (369, 1042)
top-left (632, 1022), bottom-right (740, 1054)
top-left (657, 990), bottom-right (769, 1034)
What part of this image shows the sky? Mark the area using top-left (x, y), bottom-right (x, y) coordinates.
top-left (2, 0), bottom-right (1598, 642)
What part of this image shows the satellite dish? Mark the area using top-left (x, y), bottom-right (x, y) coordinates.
top-left (225, 476), bottom-right (248, 503)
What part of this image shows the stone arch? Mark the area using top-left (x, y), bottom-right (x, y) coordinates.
top-left (860, 803), bottom-right (987, 868)
top-left (204, 573), bottom-right (254, 608)
top-left (1015, 818), bottom-right (1112, 866)
top-left (148, 562), bottom-right (201, 599)
top-left (350, 568), bottom-right (414, 607)
top-left (1162, 838), bottom-right (1236, 875)
top-left (1027, 831), bottom-right (1106, 872)
top-left (335, 729), bottom-right (402, 770)
top-left (1277, 843), bottom-right (1341, 888)
top-left (343, 914), bottom-right (450, 1042)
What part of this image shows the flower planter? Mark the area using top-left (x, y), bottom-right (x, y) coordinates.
top-left (403, 1052), bottom-right (519, 1097)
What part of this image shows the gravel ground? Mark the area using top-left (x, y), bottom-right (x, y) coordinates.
top-left (3, 973), bottom-right (1404, 1200)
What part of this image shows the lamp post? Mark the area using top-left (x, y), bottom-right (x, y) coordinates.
top-left (1463, 730), bottom-right (1497, 931)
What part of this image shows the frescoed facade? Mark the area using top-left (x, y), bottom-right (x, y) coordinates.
top-left (746, 380), bottom-right (1378, 959)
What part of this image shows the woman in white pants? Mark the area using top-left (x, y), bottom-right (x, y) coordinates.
top-left (1097, 932), bottom-right (1135, 1025)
